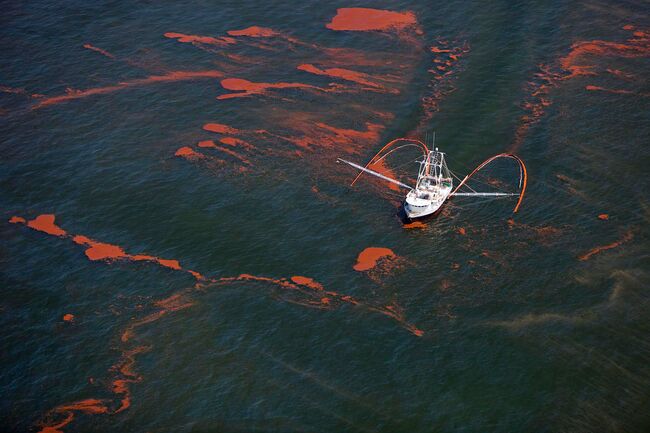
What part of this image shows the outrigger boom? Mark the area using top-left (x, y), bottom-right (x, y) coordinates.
top-left (337, 158), bottom-right (413, 190)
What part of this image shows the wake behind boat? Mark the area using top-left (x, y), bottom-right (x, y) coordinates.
top-left (337, 137), bottom-right (527, 220)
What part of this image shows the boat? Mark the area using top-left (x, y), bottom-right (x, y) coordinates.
top-left (337, 137), bottom-right (527, 220)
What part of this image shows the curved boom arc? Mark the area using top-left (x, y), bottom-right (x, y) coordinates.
top-left (451, 153), bottom-right (528, 213)
top-left (350, 138), bottom-right (429, 187)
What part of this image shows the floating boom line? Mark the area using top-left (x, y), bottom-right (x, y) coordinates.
top-left (451, 153), bottom-right (528, 212)
top-left (350, 138), bottom-right (429, 187)
top-left (337, 158), bottom-right (413, 190)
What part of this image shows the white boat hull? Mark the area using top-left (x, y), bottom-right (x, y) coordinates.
top-left (404, 188), bottom-right (451, 219)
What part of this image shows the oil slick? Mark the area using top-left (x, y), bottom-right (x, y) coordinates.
top-left (10, 213), bottom-right (423, 432)
top-left (511, 24), bottom-right (649, 151)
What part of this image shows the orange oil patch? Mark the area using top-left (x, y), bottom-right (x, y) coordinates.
top-left (38, 399), bottom-right (109, 433)
top-left (33, 70), bottom-right (224, 109)
top-left (598, 213), bottom-right (609, 220)
top-left (175, 146), bottom-right (205, 159)
top-left (368, 158), bottom-right (401, 191)
top-left (416, 39), bottom-right (469, 130)
top-left (353, 247), bottom-right (396, 271)
top-left (291, 276), bottom-right (325, 290)
top-left (26, 214), bottom-right (67, 236)
top-left (219, 136), bottom-right (254, 151)
top-left (62, 313), bottom-right (75, 322)
top-left (82, 43), bottom-right (115, 59)
top-left (403, 221), bottom-right (426, 229)
top-left (73, 235), bottom-right (128, 261)
top-left (203, 123), bottom-right (242, 134)
top-left (510, 26), bottom-right (650, 152)
top-left (217, 77), bottom-right (323, 99)
top-left (16, 214), bottom-right (203, 280)
top-left (227, 26), bottom-right (279, 38)
top-left (197, 140), bottom-right (216, 148)
top-left (457, 227), bottom-right (466, 236)
top-left (326, 8), bottom-right (418, 33)
top-left (578, 231), bottom-right (633, 261)
top-left (585, 85), bottom-right (642, 95)
top-left (164, 32), bottom-right (236, 46)
top-left (297, 64), bottom-right (385, 89)
top-left (9, 216), bottom-right (27, 224)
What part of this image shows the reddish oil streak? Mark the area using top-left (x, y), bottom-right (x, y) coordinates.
top-left (10, 214), bottom-right (68, 236)
top-left (578, 231), bottom-right (633, 261)
top-left (606, 68), bottom-right (636, 80)
top-left (227, 26), bottom-right (280, 38)
top-left (62, 313), bottom-right (75, 322)
top-left (82, 43), bottom-right (115, 59)
top-left (585, 85), bottom-right (646, 96)
top-left (368, 158), bottom-right (401, 191)
top-left (326, 8), bottom-right (418, 33)
top-left (598, 214), bottom-right (609, 220)
top-left (33, 70), bottom-right (224, 109)
top-left (14, 214), bottom-right (203, 280)
top-left (217, 77), bottom-right (323, 99)
top-left (291, 275), bottom-right (325, 290)
top-left (458, 227), bottom-right (466, 236)
top-left (175, 146), bottom-right (205, 159)
top-left (211, 144), bottom-right (252, 165)
top-left (403, 221), bottom-right (426, 229)
top-left (38, 399), bottom-right (109, 433)
top-left (416, 39), bottom-right (470, 131)
top-left (219, 137), bottom-right (254, 151)
top-left (511, 25), bottom-right (649, 151)
top-left (203, 123), bottom-right (242, 134)
top-left (560, 32), bottom-right (650, 79)
top-left (297, 64), bottom-right (384, 89)
top-left (197, 140), bottom-right (216, 148)
top-left (164, 32), bottom-right (236, 46)
top-left (0, 85), bottom-right (27, 94)
top-left (353, 247), bottom-right (396, 271)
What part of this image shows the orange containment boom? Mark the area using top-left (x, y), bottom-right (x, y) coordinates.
top-left (451, 153), bottom-right (528, 213)
top-left (350, 138), bottom-right (429, 187)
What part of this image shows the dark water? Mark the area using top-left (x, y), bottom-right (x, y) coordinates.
top-left (2, 1), bottom-right (649, 432)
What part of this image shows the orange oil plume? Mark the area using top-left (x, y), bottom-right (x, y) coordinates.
top-left (175, 146), bottom-right (205, 159)
top-left (82, 43), bottom-right (115, 59)
top-left (606, 68), bottom-right (636, 80)
top-left (62, 313), bottom-right (75, 322)
top-left (415, 39), bottom-right (470, 131)
top-left (403, 221), bottom-right (426, 229)
top-left (510, 25), bottom-right (649, 152)
top-left (217, 77), bottom-right (323, 99)
top-left (598, 214), bottom-right (609, 220)
top-left (584, 85), bottom-right (645, 96)
top-left (578, 231), bottom-right (633, 261)
top-left (210, 144), bottom-right (252, 165)
top-left (164, 32), bottom-right (236, 46)
top-left (203, 122), bottom-right (242, 134)
top-left (219, 136), bottom-right (254, 151)
top-left (38, 399), bottom-right (109, 433)
top-left (197, 140), bottom-right (217, 148)
top-left (326, 8), bottom-right (419, 33)
top-left (297, 64), bottom-right (386, 89)
top-left (368, 158), bottom-right (401, 191)
top-left (33, 70), bottom-right (224, 109)
top-left (14, 214), bottom-right (203, 280)
top-left (10, 214), bottom-right (68, 236)
top-left (227, 26), bottom-right (280, 38)
top-left (353, 247), bottom-right (396, 272)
